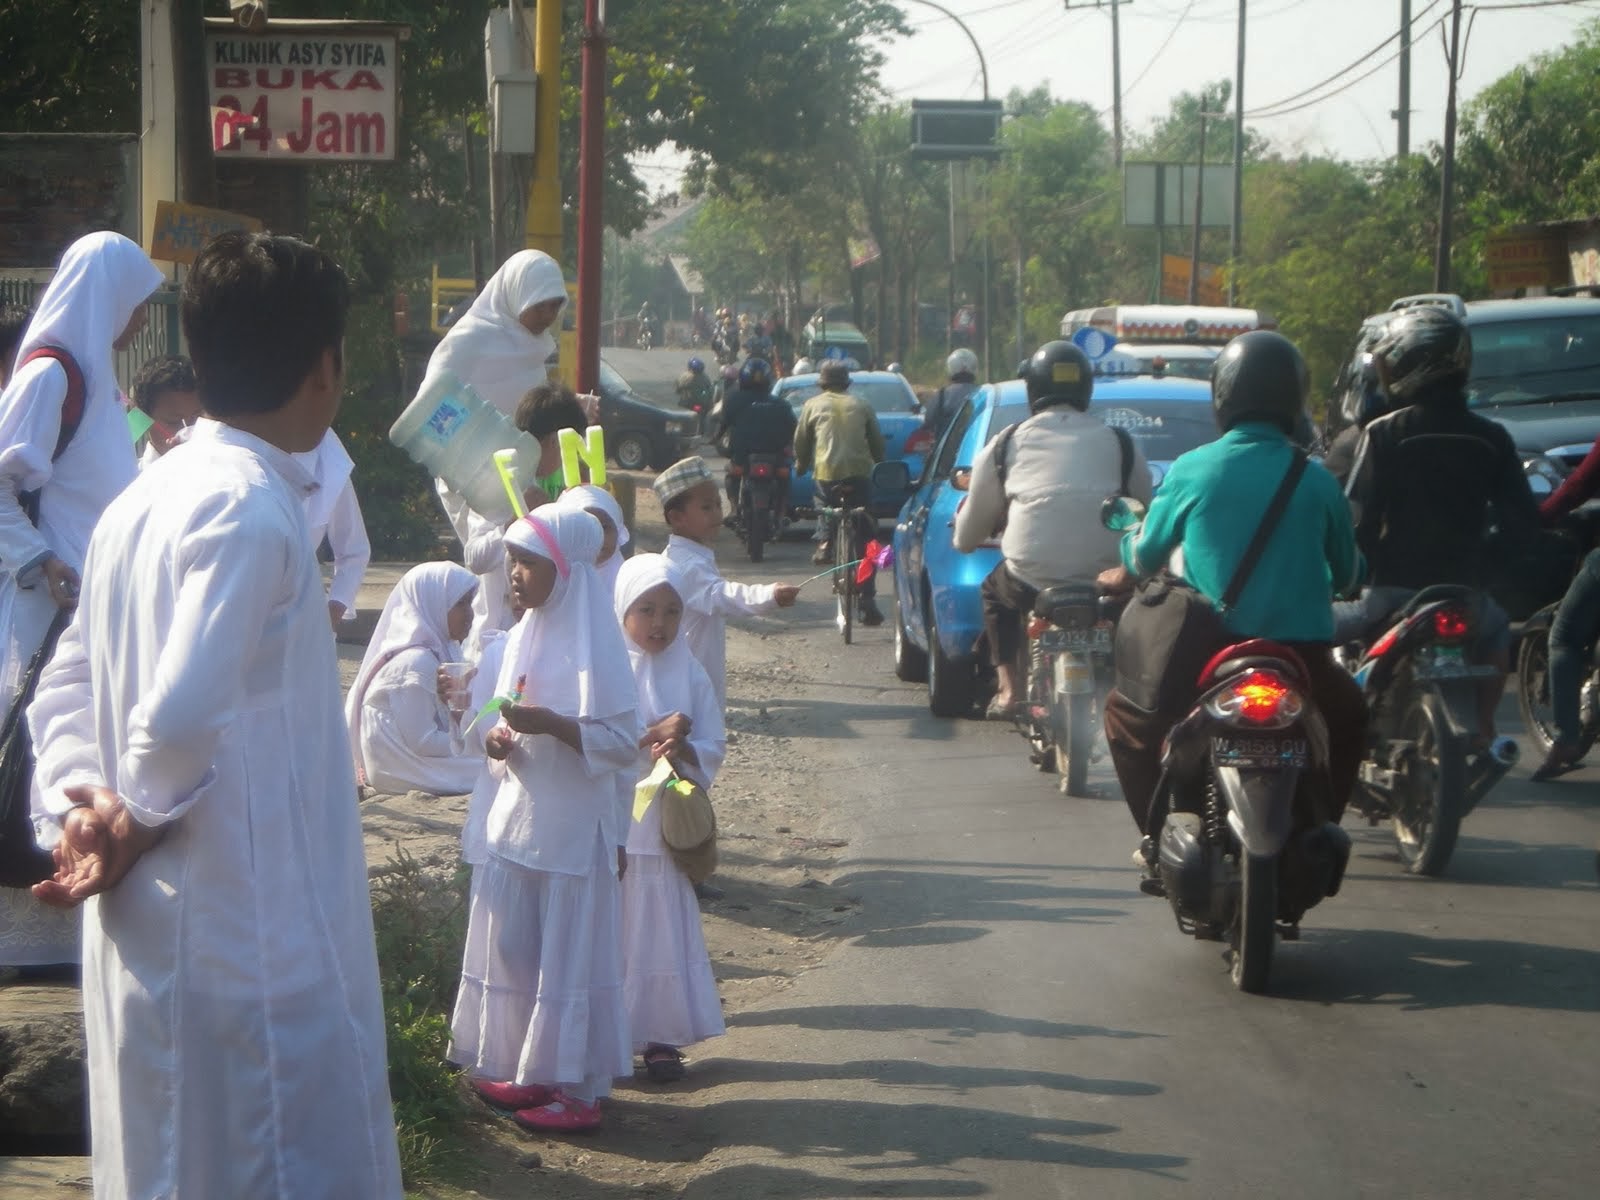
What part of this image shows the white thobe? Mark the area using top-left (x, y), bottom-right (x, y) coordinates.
top-left (308, 479), bottom-right (371, 617)
top-left (27, 420), bottom-right (402, 1199)
top-left (661, 534), bottom-right (780, 710)
top-left (356, 646), bottom-right (480, 796)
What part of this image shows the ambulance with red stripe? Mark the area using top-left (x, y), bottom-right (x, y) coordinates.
top-left (1059, 305), bottom-right (1277, 380)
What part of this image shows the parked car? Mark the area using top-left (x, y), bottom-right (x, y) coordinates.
top-left (890, 374), bottom-right (1216, 715)
top-left (597, 358), bottom-right (699, 471)
top-left (776, 370), bottom-right (930, 519)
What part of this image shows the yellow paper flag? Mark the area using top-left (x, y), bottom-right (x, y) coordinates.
top-left (632, 756), bottom-right (675, 824)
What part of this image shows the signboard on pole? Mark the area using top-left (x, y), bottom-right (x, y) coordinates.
top-left (910, 99), bottom-right (1003, 161)
top-left (206, 27), bottom-right (399, 162)
top-left (1124, 162), bottom-right (1234, 229)
top-left (1485, 227), bottom-right (1569, 293)
top-left (1160, 254), bottom-right (1226, 307)
top-left (150, 201), bottom-right (263, 265)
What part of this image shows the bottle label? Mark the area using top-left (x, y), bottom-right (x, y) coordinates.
top-left (424, 396), bottom-right (469, 443)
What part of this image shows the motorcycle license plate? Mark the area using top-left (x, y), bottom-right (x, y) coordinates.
top-left (1414, 644), bottom-right (1498, 681)
top-left (1040, 626), bottom-right (1111, 652)
top-left (1212, 736), bottom-right (1309, 769)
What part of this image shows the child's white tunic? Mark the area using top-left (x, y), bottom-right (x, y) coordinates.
top-left (27, 421), bottom-right (402, 1199)
top-left (661, 533), bottom-right (780, 709)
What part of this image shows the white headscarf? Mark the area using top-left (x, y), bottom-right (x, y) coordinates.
top-left (345, 561), bottom-right (477, 779)
top-left (13, 231), bottom-right (162, 421)
top-left (418, 250), bottom-right (567, 416)
top-left (556, 482), bottom-right (629, 595)
top-left (499, 508), bottom-right (635, 721)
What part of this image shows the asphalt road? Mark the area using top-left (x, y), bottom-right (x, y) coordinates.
top-left (672, 531), bottom-right (1600, 1199)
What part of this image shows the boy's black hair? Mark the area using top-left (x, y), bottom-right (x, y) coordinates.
top-left (130, 354), bottom-right (198, 415)
top-left (181, 231), bottom-right (348, 416)
top-left (516, 383), bottom-right (587, 440)
top-left (0, 304), bottom-right (31, 363)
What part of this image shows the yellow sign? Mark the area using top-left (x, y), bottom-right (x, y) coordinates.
top-left (1485, 228), bottom-right (1568, 293)
top-left (149, 201), bottom-right (263, 265)
top-left (1160, 254), bottom-right (1226, 307)
top-left (559, 426), bottom-right (607, 487)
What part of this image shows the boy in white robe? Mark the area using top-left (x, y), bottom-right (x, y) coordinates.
top-left (655, 456), bottom-right (799, 710)
top-left (295, 428), bottom-right (372, 628)
top-left (25, 231), bottom-right (402, 1198)
top-left (614, 555), bottom-right (728, 1082)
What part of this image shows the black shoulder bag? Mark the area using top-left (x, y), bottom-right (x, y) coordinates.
top-left (1112, 451), bottom-right (1309, 716)
top-left (0, 609), bottom-right (72, 887)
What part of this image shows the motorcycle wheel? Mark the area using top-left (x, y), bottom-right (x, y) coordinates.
top-left (1231, 852), bottom-right (1277, 994)
top-left (1055, 686), bottom-right (1094, 797)
top-left (745, 500), bottom-right (766, 563)
top-left (1516, 627), bottom-right (1560, 756)
top-left (1393, 691), bottom-right (1466, 877)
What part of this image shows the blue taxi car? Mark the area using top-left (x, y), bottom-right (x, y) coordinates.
top-left (775, 370), bottom-right (930, 518)
top-left (890, 373), bottom-right (1216, 716)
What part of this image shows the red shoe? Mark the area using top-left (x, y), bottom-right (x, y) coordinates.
top-left (513, 1091), bottom-right (603, 1133)
top-left (472, 1079), bottom-right (554, 1110)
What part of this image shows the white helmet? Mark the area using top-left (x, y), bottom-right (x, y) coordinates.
top-left (946, 348), bottom-right (979, 379)
top-left (792, 357), bottom-right (816, 375)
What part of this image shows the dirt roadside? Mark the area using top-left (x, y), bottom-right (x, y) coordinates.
top-left (358, 481), bottom-right (872, 1199)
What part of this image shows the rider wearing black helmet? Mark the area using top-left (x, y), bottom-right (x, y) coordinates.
top-left (720, 356), bottom-right (796, 514)
top-left (1339, 304), bottom-right (1535, 753)
top-left (1102, 330), bottom-right (1368, 839)
top-left (954, 341), bottom-right (1152, 717)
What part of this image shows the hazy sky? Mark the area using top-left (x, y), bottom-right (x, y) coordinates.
top-left (879, 0), bottom-right (1599, 161)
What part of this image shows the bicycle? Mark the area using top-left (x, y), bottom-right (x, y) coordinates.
top-left (816, 482), bottom-right (871, 645)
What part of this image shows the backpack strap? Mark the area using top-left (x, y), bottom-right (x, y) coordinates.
top-left (16, 346), bottom-right (87, 527)
top-left (992, 421), bottom-right (1020, 492)
top-left (1110, 425), bottom-right (1133, 495)
top-left (1219, 451), bottom-right (1309, 614)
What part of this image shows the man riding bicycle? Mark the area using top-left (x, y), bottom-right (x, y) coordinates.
top-left (954, 341), bottom-right (1153, 719)
top-left (794, 360), bottom-right (886, 626)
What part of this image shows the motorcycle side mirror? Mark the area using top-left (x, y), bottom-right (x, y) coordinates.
top-left (1101, 494), bottom-right (1147, 531)
top-left (871, 460), bottom-right (912, 494)
top-left (950, 468), bottom-right (973, 492)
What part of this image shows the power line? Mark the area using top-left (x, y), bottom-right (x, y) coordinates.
top-left (1122, 0), bottom-right (1199, 99)
top-left (1249, 12), bottom-right (1452, 118)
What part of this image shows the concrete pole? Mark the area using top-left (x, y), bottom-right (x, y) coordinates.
top-left (1434, 0), bottom-right (1463, 292)
top-left (139, 0), bottom-right (179, 268)
top-left (1189, 112), bottom-right (1208, 305)
top-left (576, 0), bottom-right (606, 393)
top-left (1397, 0), bottom-right (1412, 157)
top-left (524, 0), bottom-right (563, 259)
top-left (1228, 0), bottom-right (1245, 306)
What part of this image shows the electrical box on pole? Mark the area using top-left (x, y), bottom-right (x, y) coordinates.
top-left (485, 6), bottom-right (536, 155)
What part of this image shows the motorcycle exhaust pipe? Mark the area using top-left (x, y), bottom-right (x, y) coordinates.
top-left (1465, 735), bottom-right (1519, 812)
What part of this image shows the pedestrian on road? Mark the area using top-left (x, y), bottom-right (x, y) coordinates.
top-left (345, 562), bottom-right (480, 797)
top-left (26, 229), bottom-right (403, 1198)
top-left (450, 508), bottom-right (639, 1133)
top-left (655, 456), bottom-right (799, 710)
top-left (614, 554), bottom-right (728, 1082)
top-left (0, 230), bottom-right (161, 971)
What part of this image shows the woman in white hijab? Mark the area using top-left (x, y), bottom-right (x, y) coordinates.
top-left (556, 482), bottom-right (630, 596)
top-left (421, 251), bottom-right (568, 645)
top-left (345, 562), bottom-right (479, 796)
top-left (0, 230), bottom-right (160, 970)
top-left (449, 507), bottom-right (639, 1133)
top-left (613, 554), bottom-right (728, 1081)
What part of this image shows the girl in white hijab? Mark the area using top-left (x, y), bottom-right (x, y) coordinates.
top-left (421, 251), bottom-right (568, 644)
top-left (345, 562), bottom-right (478, 796)
top-left (613, 554), bottom-right (728, 1081)
top-left (556, 482), bottom-right (630, 596)
top-left (0, 230), bottom-right (160, 970)
top-left (450, 508), bottom-right (640, 1133)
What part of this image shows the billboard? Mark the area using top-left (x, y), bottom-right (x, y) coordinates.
top-left (910, 99), bottom-right (1003, 161)
top-left (206, 28), bottom-right (399, 162)
top-left (1124, 162), bottom-right (1234, 229)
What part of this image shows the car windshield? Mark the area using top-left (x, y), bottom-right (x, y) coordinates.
top-left (1468, 314), bottom-right (1600, 406)
top-left (784, 380), bottom-right (919, 414)
top-left (1152, 358), bottom-right (1214, 381)
top-left (984, 401), bottom-right (1030, 442)
top-left (1091, 397), bottom-right (1216, 461)
top-left (598, 361), bottom-right (630, 394)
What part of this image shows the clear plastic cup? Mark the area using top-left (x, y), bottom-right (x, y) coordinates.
top-left (440, 662), bottom-right (475, 716)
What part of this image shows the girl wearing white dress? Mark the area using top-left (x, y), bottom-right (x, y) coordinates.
top-left (449, 508), bottom-right (639, 1132)
top-left (345, 562), bottom-right (478, 796)
top-left (556, 481), bottom-right (629, 595)
top-left (614, 554), bottom-right (728, 1082)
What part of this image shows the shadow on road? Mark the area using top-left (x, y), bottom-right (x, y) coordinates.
top-left (730, 1002), bottom-right (1160, 1042)
top-left (1269, 927), bottom-right (1600, 1011)
top-left (1344, 832), bottom-right (1599, 891)
top-left (677, 1056), bottom-right (1164, 1099)
top-left (680, 1163), bottom-right (986, 1199)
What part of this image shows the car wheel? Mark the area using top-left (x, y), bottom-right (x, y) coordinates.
top-left (926, 594), bottom-right (974, 717)
top-left (894, 597), bottom-right (928, 683)
top-left (614, 431), bottom-right (651, 472)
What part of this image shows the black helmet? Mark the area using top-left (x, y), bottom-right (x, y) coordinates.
top-left (1371, 305), bottom-right (1471, 404)
top-left (1023, 341), bottom-right (1093, 413)
top-left (1211, 330), bottom-right (1309, 435)
top-left (739, 357), bottom-right (773, 389)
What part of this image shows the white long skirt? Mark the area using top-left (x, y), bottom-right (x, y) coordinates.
top-left (449, 835), bottom-right (631, 1099)
top-left (620, 852), bottom-right (726, 1051)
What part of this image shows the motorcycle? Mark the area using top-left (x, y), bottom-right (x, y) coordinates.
top-left (1516, 602), bottom-right (1600, 762)
top-left (1020, 584), bottom-right (1118, 797)
top-left (732, 452), bottom-right (788, 563)
top-left (1104, 496), bottom-right (1351, 994)
top-left (637, 322), bottom-right (656, 351)
top-left (1341, 586), bottom-right (1517, 876)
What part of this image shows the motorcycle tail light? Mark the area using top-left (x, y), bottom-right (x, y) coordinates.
top-left (1432, 606), bottom-right (1471, 642)
top-left (1205, 669), bottom-right (1303, 729)
top-left (751, 462), bottom-right (774, 479)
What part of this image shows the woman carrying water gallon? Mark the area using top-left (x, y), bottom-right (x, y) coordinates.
top-left (416, 251), bottom-right (568, 647)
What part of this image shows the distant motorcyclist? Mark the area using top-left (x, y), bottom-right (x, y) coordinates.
top-left (712, 308), bottom-right (739, 365)
top-left (676, 356), bottom-right (713, 412)
top-left (954, 341), bottom-right (1152, 719)
top-left (1340, 305), bottom-right (1536, 753)
top-left (791, 357), bottom-right (816, 376)
top-left (925, 348), bottom-right (980, 441)
top-left (1101, 331), bottom-right (1368, 837)
top-left (636, 300), bottom-right (659, 347)
top-left (721, 357), bottom-right (796, 516)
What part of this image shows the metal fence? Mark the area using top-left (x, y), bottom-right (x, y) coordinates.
top-left (1, 273), bottom-right (182, 395)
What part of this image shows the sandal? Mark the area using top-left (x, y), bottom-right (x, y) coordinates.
top-left (1532, 741), bottom-right (1584, 782)
top-left (472, 1078), bottom-right (554, 1110)
top-left (513, 1090), bottom-right (602, 1133)
top-left (984, 699), bottom-right (1017, 721)
top-left (642, 1044), bottom-right (686, 1083)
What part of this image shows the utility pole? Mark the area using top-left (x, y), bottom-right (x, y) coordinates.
top-left (1064, 1), bottom-right (1128, 167)
top-left (1396, 0), bottom-right (1413, 157)
top-left (1435, 0), bottom-right (1463, 292)
top-left (576, 0), bottom-right (607, 393)
top-left (1228, 0), bottom-right (1244, 306)
top-left (524, 0), bottom-right (562, 259)
top-left (1189, 111), bottom-right (1208, 304)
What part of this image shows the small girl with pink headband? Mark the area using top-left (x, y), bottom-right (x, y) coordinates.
top-left (448, 507), bottom-right (640, 1133)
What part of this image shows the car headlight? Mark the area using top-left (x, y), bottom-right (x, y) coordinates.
top-left (667, 420), bottom-right (692, 434)
top-left (1524, 454), bottom-right (1566, 497)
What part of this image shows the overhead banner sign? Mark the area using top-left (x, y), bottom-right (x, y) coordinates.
top-left (206, 29), bottom-right (399, 162)
top-left (150, 201), bottom-right (263, 265)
